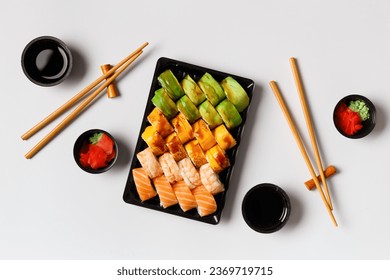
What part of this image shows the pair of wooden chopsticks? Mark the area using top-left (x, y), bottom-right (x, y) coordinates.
top-left (269, 57), bottom-right (337, 227)
top-left (22, 42), bottom-right (149, 159)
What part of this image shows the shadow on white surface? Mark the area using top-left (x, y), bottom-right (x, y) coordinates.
top-left (283, 191), bottom-right (304, 232)
top-left (65, 46), bottom-right (87, 86)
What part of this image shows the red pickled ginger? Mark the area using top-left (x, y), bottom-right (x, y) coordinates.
top-left (335, 103), bottom-right (363, 136)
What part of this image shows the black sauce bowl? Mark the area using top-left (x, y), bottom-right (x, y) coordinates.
top-left (73, 129), bottom-right (118, 174)
top-left (242, 183), bottom-right (291, 233)
top-left (333, 94), bottom-right (376, 139)
top-left (21, 36), bottom-right (73, 86)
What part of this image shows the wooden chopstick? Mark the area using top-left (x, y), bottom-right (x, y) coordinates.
top-left (24, 50), bottom-right (143, 159)
top-left (21, 42), bottom-right (149, 140)
top-left (269, 81), bottom-right (338, 227)
top-left (289, 57), bottom-right (333, 209)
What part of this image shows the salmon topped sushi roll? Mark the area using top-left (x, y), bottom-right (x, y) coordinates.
top-left (136, 147), bottom-right (163, 179)
top-left (152, 175), bottom-right (178, 208)
top-left (172, 180), bottom-right (198, 212)
top-left (192, 185), bottom-right (217, 217)
top-left (159, 152), bottom-right (182, 184)
top-left (178, 157), bottom-right (202, 189)
top-left (199, 163), bottom-right (225, 195)
top-left (132, 168), bottom-right (157, 202)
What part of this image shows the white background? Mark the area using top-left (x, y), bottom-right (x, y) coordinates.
top-left (0, 0), bottom-right (389, 260)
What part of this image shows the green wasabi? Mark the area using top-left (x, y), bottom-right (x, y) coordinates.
top-left (349, 99), bottom-right (370, 121)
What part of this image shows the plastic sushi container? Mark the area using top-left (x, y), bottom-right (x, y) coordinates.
top-left (123, 57), bottom-right (255, 224)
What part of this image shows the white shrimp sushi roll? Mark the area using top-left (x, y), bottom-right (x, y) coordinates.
top-left (158, 152), bottom-right (183, 184)
top-left (199, 163), bottom-right (225, 195)
top-left (136, 147), bottom-right (163, 179)
top-left (178, 157), bottom-right (201, 189)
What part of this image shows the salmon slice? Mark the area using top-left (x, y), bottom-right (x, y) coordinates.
top-left (132, 168), bottom-right (157, 202)
top-left (152, 176), bottom-right (178, 208)
top-left (192, 185), bottom-right (217, 217)
top-left (172, 180), bottom-right (198, 212)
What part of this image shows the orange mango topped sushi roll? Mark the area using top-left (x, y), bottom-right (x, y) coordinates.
top-left (171, 113), bottom-right (194, 144)
top-left (147, 107), bottom-right (174, 138)
top-left (184, 140), bottom-right (207, 169)
top-left (205, 145), bottom-right (230, 173)
top-left (165, 132), bottom-right (187, 162)
top-left (192, 119), bottom-right (217, 151)
top-left (212, 124), bottom-right (236, 150)
top-left (141, 125), bottom-right (167, 156)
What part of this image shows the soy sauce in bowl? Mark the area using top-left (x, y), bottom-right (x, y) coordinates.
top-left (242, 183), bottom-right (291, 233)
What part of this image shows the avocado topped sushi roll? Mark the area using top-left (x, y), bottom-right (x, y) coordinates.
top-left (198, 72), bottom-right (225, 106)
top-left (158, 69), bottom-right (184, 101)
top-left (220, 76), bottom-right (250, 112)
top-left (181, 75), bottom-right (206, 106)
top-left (176, 95), bottom-right (201, 124)
top-left (151, 88), bottom-right (178, 120)
top-left (198, 100), bottom-right (223, 129)
top-left (216, 99), bottom-right (242, 129)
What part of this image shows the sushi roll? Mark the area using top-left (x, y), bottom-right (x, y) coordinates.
top-left (199, 163), bottom-right (224, 195)
top-left (165, 132), bottom-right (187, 162)
top-left (136, 147), bottom-right (163, 178)
top-left (220, 76), bottom-right (250, 112)
top-left (152, 175), bottom-right (178, 208)
top-left (172, 180), bottom-right (198, 212)
top-left (171, 113), bottom-right (194, 144)
top-left (184, 140), bottom-right (208, 169)
top-left (192, 185), bottom-right (217, 217)
top-left (178, 157), bottom-right (202, 189)
top-left (216, 99), bottom-right (242, 130)
top-left (205, 145), bottom-right (230, 173)
top-left (181, 75), bottom-right (206, 106)
top-left (198, 73), bottom-right (225, 106)
top-left (192, 119), bottom-right (217, 151)
top-left (212, 124), bottom-right (236, 150)
top-left (132, 168), bottom-right (157, 202)
top-left (158, 152), bottom-right (183, 184)
top-left (141, 125), bottom-right (167, 156)
top-left (151, 88), bottom-right (178, 120)
top-left (176, 95), bottom-right (201, 124)
top-left (198, 100), bottom-right (223, 129)
top-left (158, 69), bottom-right (184, 101)
top-left (147, 107), bottom-right (174, 138)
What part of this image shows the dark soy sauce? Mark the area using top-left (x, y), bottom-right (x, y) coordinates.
top-left (35, 46), bottom-right (68, 80)
top-left (22, 36), bottom-right (72, 86)
top-left (242, 184), bottom-right (290, 233)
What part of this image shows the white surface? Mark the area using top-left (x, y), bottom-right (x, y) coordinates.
top-left (0, 0), bottom-right (389, 260)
